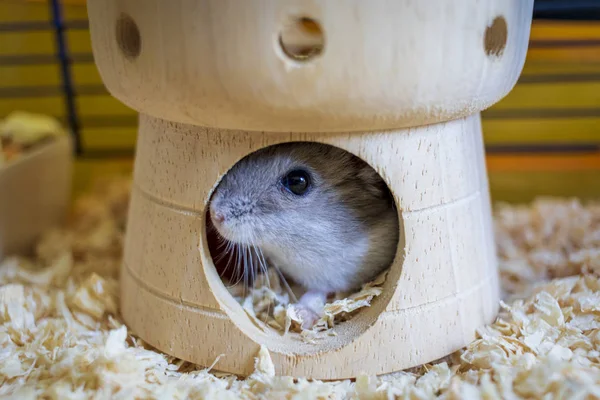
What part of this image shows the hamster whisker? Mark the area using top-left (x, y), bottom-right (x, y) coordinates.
top-left (235, 243), bottom-right (247, 296)
top-left (210, 228), bottom-right (241, 285)
top-left (246, 244), bottom-right (253, 288)
top-left (245, 232), bottom-right (298, 305)
top-left (243, 244), bottom-right (252, 297)
top-left (244, 243), bottom-right (265, 324)
top-left (246, 235), bottom-right (274, 322)
top-left (214, 229), bottom-right (238, 253)
top-left (245, 244), bottom-right (257, 298)
top-left (214, 238), bottom-right (234, 264)
top-left (206, 217), bottom-right (217, 233)
top-left (248, 234), bottom-right (269, 288)
top-left (219, 240), bottom-right (238, 282)
top-left (225, 242), bottom-right (246, 290)
top-left (273, 264), bottom-right (298, 304)
top-left (255, 249), bottom-right (268, 278)
top-left (207, 216), bottom-right (231, 251)
top-left (215, 236), bottom-right (230, 251)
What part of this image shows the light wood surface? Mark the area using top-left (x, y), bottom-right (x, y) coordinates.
top-left (120, 113), bottom-right (499, 379)
top-left (87, 0), bottom-right (534, 132)
top-left (0, 135), bottom-right (73, 259)
top-left (82, 0), bottom-right (535, 379)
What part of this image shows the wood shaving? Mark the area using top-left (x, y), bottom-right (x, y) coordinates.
top-left (0, 111), bottom-right (66, 165)
top-left (1, 180), bottom-right (600, 398)
top-left (228, 267), bottom-right (387, 339)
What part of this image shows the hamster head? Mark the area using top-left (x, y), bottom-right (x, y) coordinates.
top-left (209, 142), bottom-right (399, 293)
top-left (209, 142), bottom-right (394, 247)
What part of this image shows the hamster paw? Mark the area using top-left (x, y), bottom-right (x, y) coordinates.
top-left (294, 304), bottom-right (320, 330)
top-left (294, 290), bottom-right (328, 329)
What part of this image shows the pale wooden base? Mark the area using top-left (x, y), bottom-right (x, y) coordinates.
top-left (121, 113), bottom-right (499, 379)
top-left (0, 136), bottom-right (73, 259)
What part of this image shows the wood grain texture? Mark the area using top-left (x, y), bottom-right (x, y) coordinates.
top-left (87, 0), bottom-right (534, 132)
top-left (119, 114), bottom-right (499, 379)
top-left (82, 0), bottom-right (536, 379)
top-left (0, 135), bottom-right (73, 259)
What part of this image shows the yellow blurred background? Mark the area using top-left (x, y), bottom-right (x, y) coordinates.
top-left (1, 0), bottom-right (599, 203)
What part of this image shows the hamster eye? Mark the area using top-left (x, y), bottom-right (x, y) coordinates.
top-left (281, 169), bottom-right (311, 196)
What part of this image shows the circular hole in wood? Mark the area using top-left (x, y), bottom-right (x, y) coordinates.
top-left (202, 142), bottom-right (402, 352)
top-left (484, 16), bottom-right (508, 57)
top-left (278, 17), bottom-right (324, 62)
top-left (115, 13), bottom-right (141, 60)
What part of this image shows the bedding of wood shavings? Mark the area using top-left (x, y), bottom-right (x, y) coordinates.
top-left (0, 111), bottom-right (66, 166)
top-left (227, 265), bottom-right (387, 340)
top-left (2, 178), bottom-right (600, 399)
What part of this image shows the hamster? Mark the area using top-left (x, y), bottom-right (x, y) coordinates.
top-left (209, 142), bottom-right (399, 328)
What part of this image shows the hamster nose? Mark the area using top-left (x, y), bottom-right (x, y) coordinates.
top-left (212, 212), bottom-right (225, 224)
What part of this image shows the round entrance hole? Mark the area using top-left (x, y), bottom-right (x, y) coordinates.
top-left (115, 13), bottom-right (141, 60)
top-left (278, 17), bottom-right (325, 62)
top-left (203, 142), bottom-right (402, 350)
